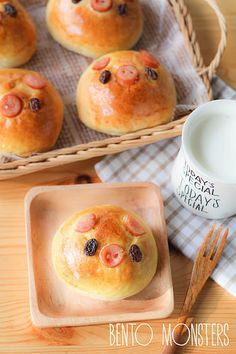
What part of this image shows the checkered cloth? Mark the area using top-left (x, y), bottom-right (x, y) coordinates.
top-left (96, 76), bottom-right (236, 297)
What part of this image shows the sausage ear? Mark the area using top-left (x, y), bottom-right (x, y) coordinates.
top-left (75, 214), bottom-right (97, 233)
top-left (92, 57), bottom-right (111, 71)
top-left (24, 74), bottom-right (46, 89)
top-left (123, 214), bottom-right (145, 236)
top-left (139, 50), bottom-right (160, 68)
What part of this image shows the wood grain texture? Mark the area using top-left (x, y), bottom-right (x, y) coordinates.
top-left (26, 183), bottom-right (173, 327)
top-left (161, 225), bottom-right (229, 354)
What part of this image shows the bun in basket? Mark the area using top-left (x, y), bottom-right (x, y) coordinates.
top-left (0, 0), bottom-right (36, 68)
top-left (76, 50), bottom-right (177, 135)
top-left (46, 0), bottom-right (143, 58)
top-left (52, 205), bottom-right (158, 301)
top-left (0, 69), bottom-right (64, 156)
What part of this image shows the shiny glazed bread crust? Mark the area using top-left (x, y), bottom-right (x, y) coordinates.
top-left (52, 205), bottom-right (158, 301)
top-left (46, 0), bottom-right (143, 58)
top-left (0, 69), bottom-right (64, 156)
top-left (76, 50), bottom-right (177, 135)
top-left (0, 0), bottom-right (36, 68)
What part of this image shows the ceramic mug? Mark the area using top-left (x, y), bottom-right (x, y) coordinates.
top-left (171, 99), bottom-right (236, 219)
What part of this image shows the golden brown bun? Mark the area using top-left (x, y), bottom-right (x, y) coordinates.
top-left (0, 69), bottom-right (64, 156)
top-left (52, 205), bottom-right (158, 301)
top-left (46, 0), bottom-right (143, 58)
top-left (0, 0), bottom-right (36, 68)
top-left (76, 50), bottom-right (177, 135)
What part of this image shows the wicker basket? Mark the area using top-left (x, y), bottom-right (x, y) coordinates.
top-left (0, 0), bottom-right (227, 180)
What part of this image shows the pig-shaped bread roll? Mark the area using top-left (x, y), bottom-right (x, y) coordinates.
top-left (46, 0), bottom-right (143, 58)
top-left (0, 69), bottom-right (64, 156)
top-left (0, 0), bottom-right (36, 68)
top-left (77, 50), bottom-right (176, 135)
top-left (52, 205), bottom-right (158, 301)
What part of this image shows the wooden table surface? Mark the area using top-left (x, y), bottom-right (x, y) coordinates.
top-left (0, 1), bottom-right (236, 353)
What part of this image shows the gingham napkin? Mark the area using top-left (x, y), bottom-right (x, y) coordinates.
top-left (95, 76), bottom-right (236, 297)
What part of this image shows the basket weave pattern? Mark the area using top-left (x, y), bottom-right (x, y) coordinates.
top-left (0, 0), bottom-right (227, 179)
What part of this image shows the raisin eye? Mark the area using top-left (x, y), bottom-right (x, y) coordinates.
top-left (4, 3), bottom-right (17, 17)
top-left (129, 244), bottom-right (142, 262)
top-left (99, 70), bottom-right (111, 84)
top-left (29, 98), bottom-right (41, 112)
top-left (72, 0), bottom-right (82, 3)
top-left (118, 3), bottom-right (128, 16)
top-left (145, 67), bottom-right (158, 80)
top-left (84, 239), bottom-right (98, 256)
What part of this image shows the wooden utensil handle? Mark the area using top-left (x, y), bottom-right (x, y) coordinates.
top-left (161, 315), bottom-right (188, 354)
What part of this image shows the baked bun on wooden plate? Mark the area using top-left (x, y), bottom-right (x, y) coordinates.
top-left (0, 0), bottom-right (36, 68)
top-left (76, 50), bottom-right (177, 135)
top-left (52, 205), bottom-right (158, 301)
top-left (0, 69), bottom-right (64, 156)
top-left (46, 0), bottom-right (143, 58)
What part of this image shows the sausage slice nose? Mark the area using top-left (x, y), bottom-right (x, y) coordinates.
top-left (91, 0), bottom-right (113, 12)
top-left (0, 94), bottom-right (23, 118)
top-left (116, 65), bottom-right (139, 86)
top-left (100, 244), bottom-right (125, 268)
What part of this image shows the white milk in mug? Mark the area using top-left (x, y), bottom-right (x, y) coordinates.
top-left (172, 99), bottom-right (236, 219)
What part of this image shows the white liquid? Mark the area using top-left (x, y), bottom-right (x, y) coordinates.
top-left (190, 113), bottom-right (236, 182)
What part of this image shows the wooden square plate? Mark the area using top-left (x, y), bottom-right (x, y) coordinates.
top-left (25, 183), bottom-right (174, 327)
